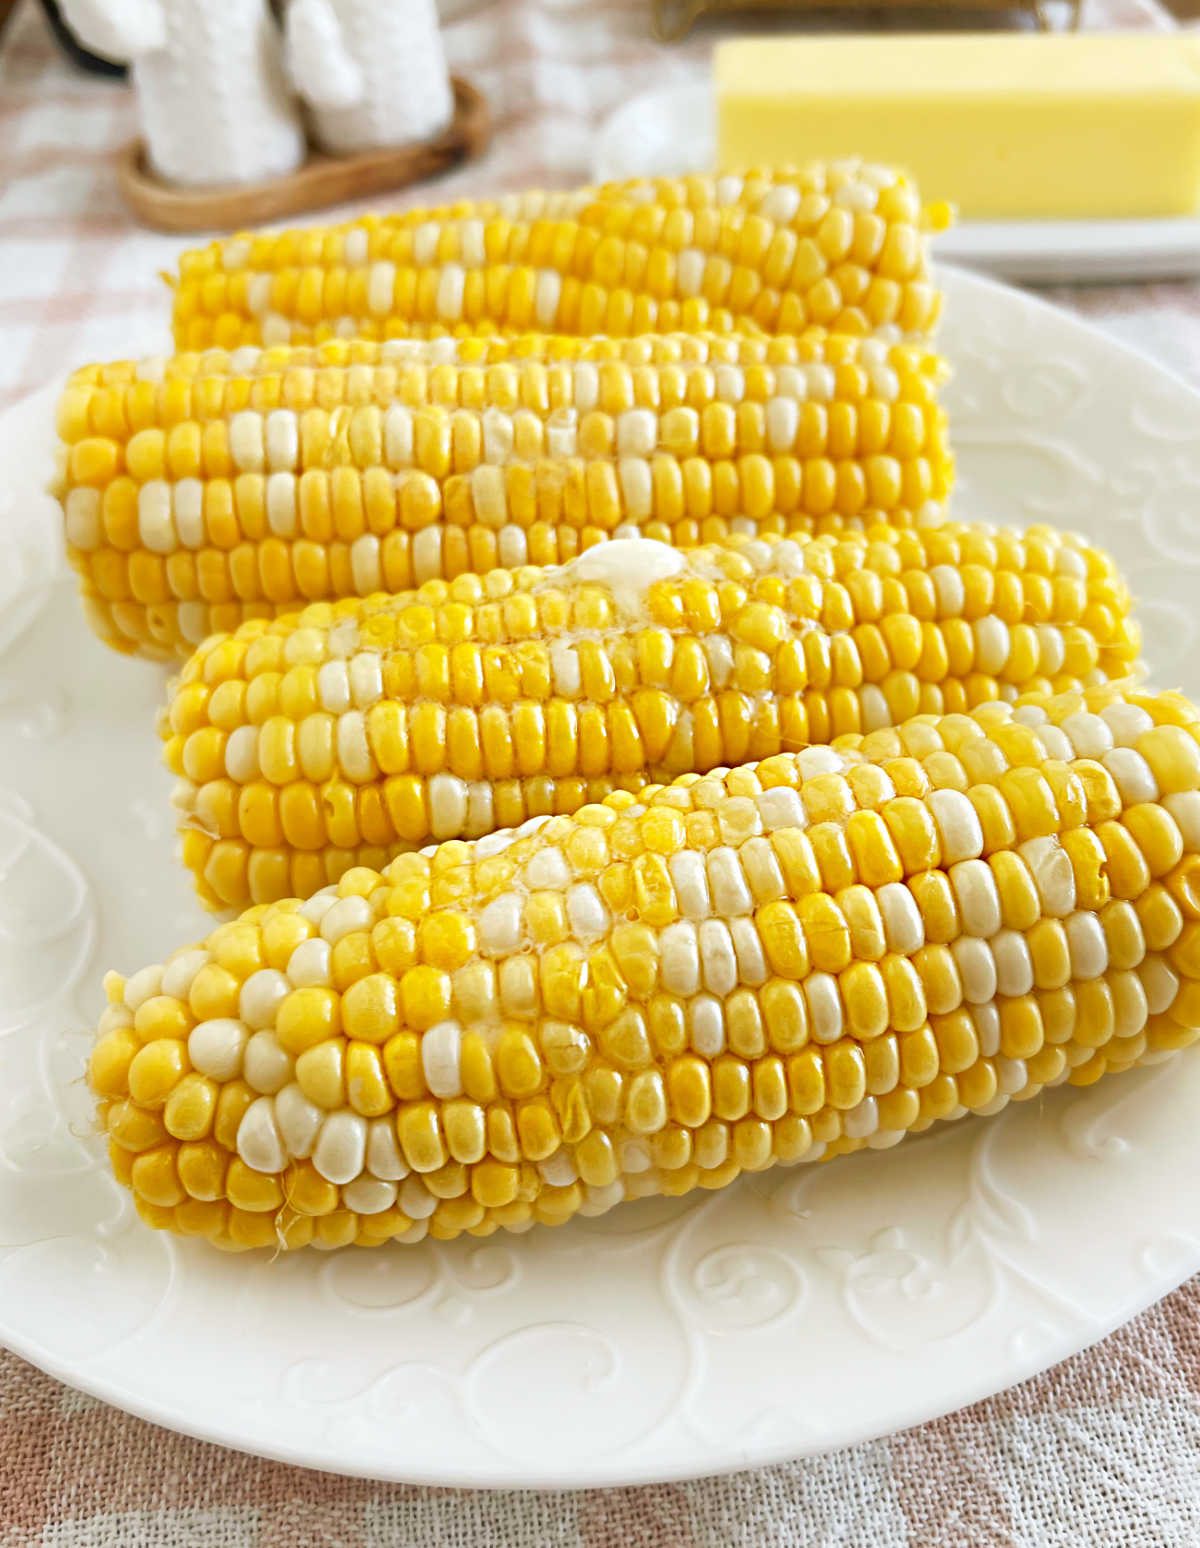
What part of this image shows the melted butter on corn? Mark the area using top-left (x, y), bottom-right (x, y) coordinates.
top-left (169, 164), bottom-right (946, 354)
top-left (161, 524), bottom-right (1140, 910)
top-left (55, 330), bottom-right (951, 659)
top-left (89, 684), bottom-right (1200, 1253)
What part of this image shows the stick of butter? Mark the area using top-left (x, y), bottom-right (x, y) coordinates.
top-left (716, 34), bottom-right (1200, 219)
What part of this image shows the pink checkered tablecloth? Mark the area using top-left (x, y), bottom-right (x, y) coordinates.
top-left (5, 0), bottom-right (1200, 1542)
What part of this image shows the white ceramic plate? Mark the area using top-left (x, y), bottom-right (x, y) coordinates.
top-left (4, 268), bottom-right (1200, 1489)
top-left (593, 84), bottom-right (1200, 284)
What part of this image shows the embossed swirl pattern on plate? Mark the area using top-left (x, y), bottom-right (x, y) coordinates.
top-left (2, 268), bottom-right (1200, 1487)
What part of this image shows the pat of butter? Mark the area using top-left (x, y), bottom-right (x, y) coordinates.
top-left (715, 34), bottom-right (1200, 219)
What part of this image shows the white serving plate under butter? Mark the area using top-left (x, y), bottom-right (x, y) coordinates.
top-left (593, 83), bottom-right (1200, 284)
top-left (3, 267), bottom-right (1200, 1487)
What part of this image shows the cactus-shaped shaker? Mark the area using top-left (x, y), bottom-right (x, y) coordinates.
top-left (284, 0), bottom-right (454, 155)
top-left (60, 0), bottom-right (307, 187)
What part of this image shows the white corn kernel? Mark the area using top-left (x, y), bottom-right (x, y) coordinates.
top-left (951, 936), bottom-right (997, 1004)
top-left (237, 1096), bottom-right (286, 1174)
top-left (1102, 701), bottom-right (1155, 747)
top-left (1035, 627), bottom-right (1066, 678)
top-left (755, 786), bottom-right (806, 834)
top-left (243, 1031), bottom-right (293, 1095)
top-left (421, 1020), bottom-right (463, 1099)
top-left (1019, 836), bottom-right (1075, 917)
top-left (350, 534), bottom-right (382, 595)
top-left (730, 917), bottom-right (768, 986)
top-left (189, 1017), bottom-right (248, 1081)
top-left (566, 883), bottom-right (609, 940)
top-left (804, 973), bottom-right (843, 1043)
top-left (843, 1097), bottom-right (880, 1139)
top-left (973, 617), bottom-right (1010, 675)
top-left (265, 472), bottom-right (297, 537)
top-left (366, 1117), bottom-right (409, 1180)
top-left (804, 363), bottom-right (835, 402)
top-left (1061, 711), bottom-right (1113, 760)
top-left (428, 773), bottom-right (468, 840)
top-left (265, 409), bottom-right (299, 470)
top-left (1140, 956), bottom-right (1179, 1015)
top-left (465, 781), bottom-right (495, 838)
top-left (759, 184), bottom-right (800, 224)
top-left (972, 1003), bottom-right (1001, 1057)
top-left (384, 404), bottom-right (413, 467)
top-left (320, 894), bottom-right (373, 944)
top-left (860, 686), bottom-right (890, 732)
top-left (928, 789), bottom-right (985, 864)
top-left (275, 1082), bottom-right (323, 1159)
top-left (137, 481), bottom-right (175, 553)
top-left (877, 882), bottom-right (924, 954)
top-left (313, 1111), bottom-right (368, 1185)
top-left (524, 847), bottom-right (569, 890)
top-left (177, 603), bottom-right (209, 646)
top-left (337, 711), bottom-right (374, 782)
top-left (580, 1180), bottom-right (626, 1217)
top-left (240, 969), bottom-right (290, 1029)
top-left (1036, 725), bottom-right (1073, 763)
top-left (930, 565), bottom-right (965, 618)
top-left (617, 409), bottom-right (657, 458)
top-left (1066, 912), bottom-right (1108, 979)
top-left (796, 746), bottom-right (845, 779)
top-left (995, 1057), bottom-right (1028, 1096)
top-left (660, 921), bottom-right (700, 995)
top-left (669, 850), bottom-right (712, 918)
top-left (1103, 748), bottom-right (1159, 806)
top-left (98, 1004), bottom-right (133, 1035)
top-left (480, 893), bottom-right (523, 955)
top-left (343, 1176), bottom-right (398, 1214)
top-left (436, 264), bottom-right (466, 322)
top-left (224, 724), bottom-right (260, 782)
top-left (698, 919), bottom-right (738, 997)
top-left (707, 848), bottom-right (752, 916)
top-left (229, 411), bottom-right (264, 472)
top-left (413, 525), bottom-right (446, 583)
top-left (538, 1151), bottom-right (578, 1186)
top-left (287, 937), bottom-right (332, 988)
top-left (765, 397), bottom-right (799, 452)
top-left (367, 261), bottom-right (396, 315)
top-left (992, 930), bottom-right (1034, 997)
top-left (400, 1174), bottom-right (438, 1219)
top-left (1165, 791), bottom-right (1200, 849)
top-left (64, 487), bottom-right (101, 551)
top-left (161, 949), bottom-right (211, 1001)
top-left (123, 965), bottom-right (163, 1012)
top-left (949, 859), bottom-right (1001, 937)
top-left (740, 837), bottom-right (785, 901)
top-left (348, 653), bottom-right (383, 708)
top-left (677, 249), bottom-right (705, 297)
top-left (534, 268), bottom-right (562, 329)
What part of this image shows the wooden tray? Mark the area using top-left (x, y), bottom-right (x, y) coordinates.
top-left (116, 76), bottom-right (490, 234)
top-left (650, 0), bottom-right (1080, 39)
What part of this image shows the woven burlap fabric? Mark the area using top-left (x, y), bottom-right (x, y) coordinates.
top-left (3, 1278), bottom-right (1200, 1544)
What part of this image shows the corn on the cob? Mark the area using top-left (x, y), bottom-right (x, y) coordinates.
top-left (56, 331), bottom-right (951, 660)
top-left (165, 525), bottom-right (1139, 911)
top-left (89, 683), bottom-right (1200, 1253)
top-left (170, 164), bottom-right (948, 353)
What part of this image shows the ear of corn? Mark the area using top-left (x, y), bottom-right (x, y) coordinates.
top-left (90, 684), bottom-right (1200, 1253)
top-left (164, 525), bottom-right (1139, 911)
top-left (55, 331), bottom-right (951, 660)
top-left (170, 164), bottom-right (948, 353)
